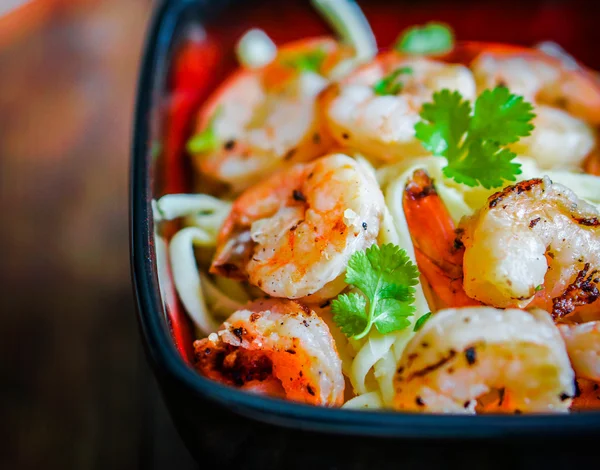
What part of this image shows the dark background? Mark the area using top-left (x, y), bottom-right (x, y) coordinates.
top-left (1, 0), bottom-right (599, 469)
top-left (1, 0), bottom-right (194, 467)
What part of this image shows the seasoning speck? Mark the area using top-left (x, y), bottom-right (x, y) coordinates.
top-left (292, 189), bottom-right (306, 202)
top-left (464, 346), bottom-right (476, 365)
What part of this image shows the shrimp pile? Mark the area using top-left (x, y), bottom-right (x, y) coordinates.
top-left (156, 19), bottom-right (600, 413)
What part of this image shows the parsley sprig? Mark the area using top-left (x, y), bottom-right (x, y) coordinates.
top-left (331, 244), bottom-right (419, 340)
top-left (415, 87), bottom-right (535, 188)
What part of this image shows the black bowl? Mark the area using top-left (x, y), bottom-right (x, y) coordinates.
top-left (131, 0), bottom-right (600, 465)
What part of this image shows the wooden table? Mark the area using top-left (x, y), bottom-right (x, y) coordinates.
top-left (0, 1), bottom-right (195, 467)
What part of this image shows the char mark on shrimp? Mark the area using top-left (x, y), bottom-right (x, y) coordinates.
top-left (552, 263), bottom-right (600, 319)
top-left (488, 179), bottom-right (544, 209)
top-left (405, 169), bottom-right (438, 200)
top-left (400, 349), bottom-right (457, 382)
top-left (572, 216), bottom-right (600, 227)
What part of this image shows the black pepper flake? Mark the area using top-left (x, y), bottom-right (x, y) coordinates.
top-left (397, 366), bottom-right (404, 374)
top-left (232, 327), bottom-right (245, 340)
top-left (574, 380), bottom-right (581, 398)
top-left (292, 189), bottom-right (306, 202)
top-left (415, 396), bottom-right (425, 407)
top-left (593, 384), bottom-right (599, 391)
top-left (515, 409), bottom-right (522, 415)
top-left (342, 132), bottom-right (350, 140)
top-left (285, 349), bottom-right (296, 355)
top-left (299, 371), bottom-right (303, 377)
top-left (464, 346), bottom-right (477, 365)
top-left (421, 342), bottom-right (429, 348)
top-left (362, 222), bottom-right (368, 230)
top-left (224, 139), bottom-right (236, 150)
top-left (320, 300), bottom-right (331, 309)
top-left (463, 401), bottom-right (471, 409)
top-left (312, 133), bottom-right (321, 144)
top-left (559, 392), bottom-right (571, 401)
top-left (303, 320), bottom-right (310, 327)
top-left (307, 385), bottom-right (315, 396)
top-left (529, 217), bottom-right (541, 229)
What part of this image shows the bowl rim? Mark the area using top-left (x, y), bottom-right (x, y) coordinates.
top-left (130, 0), bottom-right (600, 438)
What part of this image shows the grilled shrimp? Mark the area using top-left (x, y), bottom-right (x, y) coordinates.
top-left (194, 299), bottom-right (344, 406)
top-left (393, 307), bottom-right (575, 413)
top-left (190, 38), bottom-right (345, 191)
top-left (559, 321), bottom-right (600, 381)
top-left (509, 105), bottom-right (596, 171)
top-left (472, 49), bottom-right (600, 125)
top-left (460, 177), bottom-right (600, 317)
top-left (472, 49), bottom-right (600, 170)
top-left (211, 153), bottom-right (385, 298)
top-left (324, 52), bottom-right (475, 162)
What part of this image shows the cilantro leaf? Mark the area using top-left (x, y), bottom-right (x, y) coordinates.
top-left (373, 67), bottom-right (413, 96)
top-left (413, 312), bottom-right (432, 332)
top-left (374, 299), bottom-right (414, 334)
top-left (331, 293), bottom-right (367, 337)
top-left (415, 90), bottom-right (471, 160)
top-left (281, 48), bottom-right (326, 73)
top-left (471, 87), bottom-right (535, 144)
top-left (395, 23), bottom-right (454, 55)
top-left (415, 87), bottom-right (535, 188)
top-left (186, 108), bottom-right (221, 154)
top-left (332, 244), bottom-right (419, 340)
top-left (443, 141), bottom-right (522, 189)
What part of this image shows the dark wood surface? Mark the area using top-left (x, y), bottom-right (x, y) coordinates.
top-left (0, 1), bottom-right (195, 468)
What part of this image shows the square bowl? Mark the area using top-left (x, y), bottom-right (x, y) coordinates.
top-left (131, 0), bottom-right (600, 463)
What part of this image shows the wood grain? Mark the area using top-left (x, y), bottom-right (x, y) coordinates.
top-left (0, 1), bottom-right (194, 468)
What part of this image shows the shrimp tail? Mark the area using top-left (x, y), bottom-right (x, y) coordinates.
top-left (403, 169), bottom-right (479, 308)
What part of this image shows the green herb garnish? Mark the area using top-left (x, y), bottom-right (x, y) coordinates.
top-left (186, 108), bottom-right (221, 154)
top-left (395, 22), bottom-right (454, 55)
top-left (331, 244), bottom-right (419, 340)
top-left (413, 312), bottom-right (432, 332)
top-left (373, 67), bottom-right (412, 96)
top-left (415, 87), bottom-right (535, 188)
top-left (281, 48), bottom-right (327, 73)
top-left (535, 284), bottom-right (544, 292)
